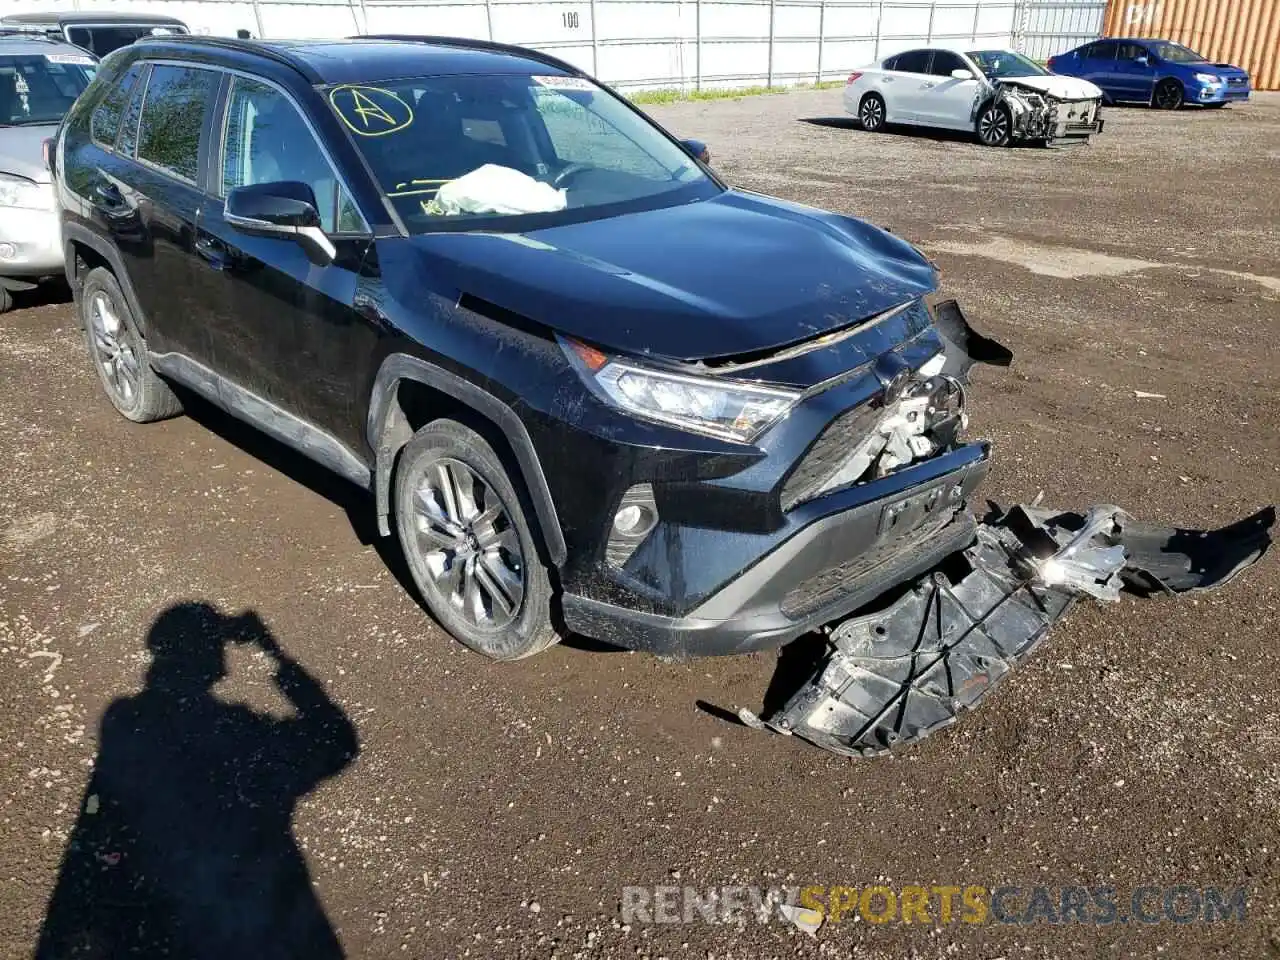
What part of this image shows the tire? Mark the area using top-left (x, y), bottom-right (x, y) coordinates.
top-left (1154, 78), bottom-right (1184, 110)
top-left (0, 287), bottom-right (12, 314)
top-left (395, 419), bottom-right (560, 661)
top-left (79, 267), bottom-right (182, 423)
top-left (1206, 101), bottom-right (1228, 109)
top-left (858, 93), bottom-right (887, 132)
top-left (976, 101), bottom-right (1012, 146)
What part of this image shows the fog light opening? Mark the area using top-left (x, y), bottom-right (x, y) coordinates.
top-left (0, 242), bottom-right (17, 261)
top-left (613, 503), bottom-right (656, 537)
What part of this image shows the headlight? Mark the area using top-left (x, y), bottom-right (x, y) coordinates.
top-left (563, 338), bottom-right (800, 443)
top-left (0, 173), bottom-right (54, 211)
top-left (1194, 73), bottom-right (1221, 84)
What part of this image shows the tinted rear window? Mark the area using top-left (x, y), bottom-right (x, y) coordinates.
top-left (66, 25), bottom-right (185, 57)
top-left (91, 62), bottom-right (142, 147)
top-left (894, 50), bottom-right (932, 74)
top-left (0, 52), bottom-right (95, 126)
top-left (136, 64), bottom-right (219, 181)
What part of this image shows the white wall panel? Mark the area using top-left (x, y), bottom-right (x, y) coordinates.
top-left (9, 0), bottom-right (1103, 89)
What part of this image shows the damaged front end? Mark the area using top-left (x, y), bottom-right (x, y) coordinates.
top-left (990, 82), bottom-right (1104, 143)
top-left (741, 503), bottom-right (1275, 757)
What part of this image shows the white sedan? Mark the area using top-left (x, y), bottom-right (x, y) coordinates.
top-left (843, 48), bottom-right (1105, 146)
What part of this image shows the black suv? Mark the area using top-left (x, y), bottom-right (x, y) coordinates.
top-left (52, 36), bottom-right (1037, 662)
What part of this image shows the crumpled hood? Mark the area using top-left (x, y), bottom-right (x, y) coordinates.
top-left (1005, 74), bottom-right (1104, 100)
top-left (0, 122), bottom-right (57, 184)
top-left (407, 190), bottom-right (937, 361)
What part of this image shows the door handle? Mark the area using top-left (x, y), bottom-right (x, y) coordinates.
top-left (194, 235), bottom-right (231, 271)
top-left (921, 81), bottom-right (936, 88)
top-left (91, 182), bottom-right (124, 209)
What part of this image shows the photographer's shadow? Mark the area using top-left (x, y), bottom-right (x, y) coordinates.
top-left (37, 603), bottom-right (359, 959)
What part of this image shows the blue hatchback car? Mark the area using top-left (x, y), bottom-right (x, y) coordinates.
top-left (1048, 37), bottom-right (1251, 109)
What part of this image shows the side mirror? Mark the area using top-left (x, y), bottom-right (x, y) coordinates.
top-left (1135, 55), bottom-right (1150, 65)
top-left (681, 138), bottom-right (711, 164)
top-left (224, 181), bottom-right (336, 265)
top-left (950, 68), bottom-right (975, 81)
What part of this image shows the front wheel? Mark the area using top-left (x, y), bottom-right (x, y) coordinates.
top-left (976, 102), bottom-right (1012, 146)
top-left (858, 93), bottom-right (887, 132)
top-left (0, 287), bottom-right (12, 314)
top-left (1154, 79), bottom-right (1184, 110)
top-left (395, 419), bottom-right (560, 661)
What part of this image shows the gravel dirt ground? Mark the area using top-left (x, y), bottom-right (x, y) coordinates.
top-left (2, 89), bottom-right (1278, 959)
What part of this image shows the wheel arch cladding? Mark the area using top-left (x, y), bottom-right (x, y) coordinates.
top-left (64, 225), bottom-right (152, 338)
top-left (366, 353), bottom-right (568, 566)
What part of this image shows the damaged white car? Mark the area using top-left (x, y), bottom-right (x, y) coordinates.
top-left (844, 47), bottom-right (1105, 146)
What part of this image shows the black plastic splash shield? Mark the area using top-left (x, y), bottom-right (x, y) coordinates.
top-left (739, 504), bottom-right (1275, 758)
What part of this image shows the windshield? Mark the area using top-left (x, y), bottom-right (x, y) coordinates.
top-left (0, 52), bottom-right (95, 125)
top-left (1147, 41), bottom-right (1207, 63)
top-left (966, 50), bottom-right (1049, 79)
top-left (327, 73), bottom-right (714, 232)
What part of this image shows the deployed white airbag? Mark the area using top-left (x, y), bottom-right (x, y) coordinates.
top-left (434, 164), bottom-right (567, 216)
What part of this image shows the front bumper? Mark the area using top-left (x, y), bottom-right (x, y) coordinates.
top-left (740, 503), bottom-right (1275, 757)
top-left (0, 199), bottom-right (63, 282)
top-left (562, 444), bottom-right (991, 656)
top-left (1050, 115), bottom-right (1103, 141)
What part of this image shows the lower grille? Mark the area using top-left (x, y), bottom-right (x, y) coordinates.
top-left (780, 510), bottom-right (970, 618)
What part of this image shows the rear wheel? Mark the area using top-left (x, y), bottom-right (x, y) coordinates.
top-left (79, 267), bottom-right (182, 423)
top-left (1154, 78), bottom-right (1184, 110)
top-left (976, 102), bottom-right (1012, 146)
top-left (395, 419), bottom-right (560, 661)
top-left (858, 93), bottom-right (887, 132)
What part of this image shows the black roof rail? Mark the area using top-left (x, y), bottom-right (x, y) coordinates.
top-left (134, 34), bottom-right (323, 83)
top-left (354, 34), bottom-right (588, 77)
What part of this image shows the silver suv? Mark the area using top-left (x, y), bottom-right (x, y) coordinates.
top-left (0, 34), bottom-right (96, 312)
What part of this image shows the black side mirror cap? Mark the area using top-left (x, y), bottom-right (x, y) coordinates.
top-left (682, 138), bottom-right (711, 164)
top-left (224, 181), bottom-right (335, 266)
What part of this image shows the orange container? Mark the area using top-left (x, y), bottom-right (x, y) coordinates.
top-left (1103, 0), bottom-right (1280, 90)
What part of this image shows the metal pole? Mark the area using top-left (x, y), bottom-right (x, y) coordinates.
top-left (485, 0), bottom-right (495, 41)
top-left (590, 0), bottom-right (599, 75)
top-left (873, 0), bottom-right (883, 60)
top-left (926, 1), bottom-right (935, 44)
top-left (250, 0), bottom-right (266, 38)
top-left (816, 0), bottom-right (825, 83)
top-left (970, 0), bottom-right (981, 45)
top-left (695, 0), bottom-right (702, 91)
top-left (767, 0), bottom-right (776, 88)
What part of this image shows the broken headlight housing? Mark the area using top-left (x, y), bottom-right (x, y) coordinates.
top-left (562, 337), bottom-right (800, 443)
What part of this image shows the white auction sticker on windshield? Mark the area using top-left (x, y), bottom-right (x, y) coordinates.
top-left (531, 75), bottom-right (595, 91)
top-left (46, 53), bottom-right (95, 65)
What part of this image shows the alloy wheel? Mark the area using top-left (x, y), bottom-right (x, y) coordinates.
top-left (413, 458), bottom-right (525, 630)
top-left (978, 106), bottom-right (1009, 145)
top-left (860, 97), bottom-right (884, 130)
top-left (1155, 81), bottom-right (1183, 109)
top-left (89, 292), bottom-right (140, 407)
